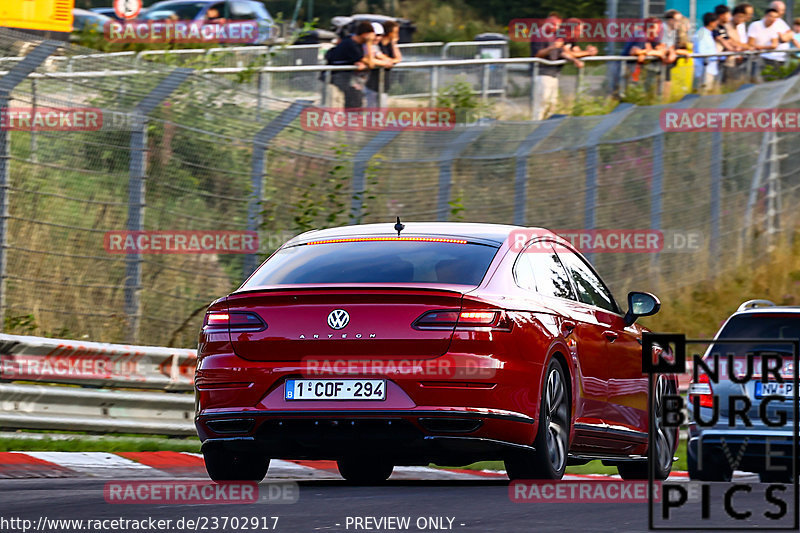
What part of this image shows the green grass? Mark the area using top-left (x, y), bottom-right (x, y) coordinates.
top-left (0, 435), bottom-right (201, 453)
top-left (433, 440), bottom-right (688, 474)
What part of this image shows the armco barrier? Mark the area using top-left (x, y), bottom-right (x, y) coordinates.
top-left (0, 333), bottom-right (195, 391)
top-left (0, 383), bottom-right (195, 435)
top-left (0, 333), bottom-right (196, 436)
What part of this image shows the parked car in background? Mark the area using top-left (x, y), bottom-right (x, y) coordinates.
top-left (90, 7), bottom-right (123, 21)
top-left (137, 0), bottom-right (276, 43)
top-left (72, 8), bottom-right (113, 32)
top-left (687, 299), bottom-right (797, 482)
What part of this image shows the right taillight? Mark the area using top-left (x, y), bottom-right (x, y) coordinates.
top-left (413, 309), bottom-right (511, 331)
top-left (688, 373), bottom-right (714, 408)
top-left (203, 311), bottom-right (267, 332)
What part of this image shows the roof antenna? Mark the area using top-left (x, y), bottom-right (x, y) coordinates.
top-left (394, 216), bottom-right (405, 237)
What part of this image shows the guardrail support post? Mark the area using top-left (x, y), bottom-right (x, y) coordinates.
top-left (0, 41), bottom-right (60, 332)
top-left (350, 131), bottom-right (402, 222)
top-left (582, 103), bottom-right (635, 264)
top-left (436, 122), bottom-right (491, 221)
top-left (513, 116), bottom-right (565, 225)
top-left (125, 68), bottom-right (193, 344)
top-left (429, 65), bottom-right (438, 107)
top-left (245, 100), bottom-right (311, 279)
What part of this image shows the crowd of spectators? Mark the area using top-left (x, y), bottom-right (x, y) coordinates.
top-left (531, 3), bottom-right (800, 118)
top-left (322, 20), bottom-right (402, 109)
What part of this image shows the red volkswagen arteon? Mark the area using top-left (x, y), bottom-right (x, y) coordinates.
top-left (195, 222), bottom-right (678, 482)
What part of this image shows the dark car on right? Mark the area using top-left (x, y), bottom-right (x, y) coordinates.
top-left (687, 299), bottom-right (798, 482)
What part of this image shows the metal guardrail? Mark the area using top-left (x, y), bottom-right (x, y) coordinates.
top-left (0, 383), bottom-right (195, 435)
top-left (0, 333), bottom-right (197, 435)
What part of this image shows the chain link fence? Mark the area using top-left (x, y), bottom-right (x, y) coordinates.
top-left (1, 27), bottom-right (799, 348)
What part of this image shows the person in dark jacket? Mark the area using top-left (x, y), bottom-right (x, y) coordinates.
top-left (324, 21), bottom-right (376, 108)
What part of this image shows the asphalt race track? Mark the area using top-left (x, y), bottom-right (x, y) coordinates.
top-left (0, 454), bottom-right (795, 532)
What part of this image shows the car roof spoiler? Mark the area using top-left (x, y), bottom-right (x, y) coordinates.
top-left (737, 299), bottom-right (777, 312)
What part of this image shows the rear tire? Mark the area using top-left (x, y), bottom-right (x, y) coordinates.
top-left (506, 358), bottom-right (570, 480)
top-left (203, 448), bottom-right (269, 482)
top-left (687, 446), bottom-right (732, 482)
top-left (337, 457), bottom-right (393, 484)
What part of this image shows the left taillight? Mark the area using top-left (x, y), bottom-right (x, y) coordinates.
top-left (203, 311), bottom-right (267, 332)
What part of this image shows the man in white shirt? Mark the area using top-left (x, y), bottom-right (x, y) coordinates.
top-left (733, 4), bottom-right (754, 46)
top-left (747, 7), bottom-right (783, 79)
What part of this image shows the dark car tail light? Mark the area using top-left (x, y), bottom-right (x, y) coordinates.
top-left (413, 309), bottom-right (511, 331)
top-left (688, 373), bottom-right (714, 408)
top-left (204, 311), bottom-right (267, 332)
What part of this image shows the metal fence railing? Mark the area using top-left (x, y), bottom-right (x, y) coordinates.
top-left (0, 27), bottom-right (799, 348)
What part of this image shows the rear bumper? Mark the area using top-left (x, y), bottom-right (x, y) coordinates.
top-left (688, 430), bottom-right (798, 472)
top-left (196, 408), bottom-right (536, 464)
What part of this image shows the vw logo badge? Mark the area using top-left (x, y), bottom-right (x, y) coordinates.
top-left (327, 309), bottom-right (350, 330)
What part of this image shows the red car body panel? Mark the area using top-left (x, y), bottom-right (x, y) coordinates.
top-left (195, 223), bottom-right (674, 465)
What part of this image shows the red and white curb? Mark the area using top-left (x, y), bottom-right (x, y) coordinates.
top-left (0, 451), bottom-right (690, 481)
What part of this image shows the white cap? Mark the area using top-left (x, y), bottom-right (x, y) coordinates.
top-left (371, 22), bottom-right (384, 35)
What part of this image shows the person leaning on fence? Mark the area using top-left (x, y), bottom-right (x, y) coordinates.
top-left (623, 17), bottom-right (669, 82)
top-left (747, 8), bottom-right (784, 81)
top-left (713, 5), bottom-right (745, 83)
top-left (658, 10), bottom-right (691, 94)
top-left (529, 12), bottom-right (586, 120)
top-left (693, 12), bottom-right (721, 93)
top-left (365, 21), bottom-right (402, 108)
top-left (323, 21), bottom-right (376, 109)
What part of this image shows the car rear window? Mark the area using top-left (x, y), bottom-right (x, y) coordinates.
top-left (242, 240), bottom-right (499, 287)
top-left (718, 315), bottom-right (800, 340)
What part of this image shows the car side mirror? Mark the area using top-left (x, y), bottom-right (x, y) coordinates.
top-left (624, 291), bottom-right (661, 326)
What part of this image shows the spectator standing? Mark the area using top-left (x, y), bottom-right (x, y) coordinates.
top-left (747, 8), bottom-right (783, 79)
top-left (660, 10), bottom-right (691, 96)
top-left (713, 5), bottom-right (743, 82)
top-left (693, 12), bottom-right (720, 92)
top-left (365, 21), bottom-right (402, 108)
top-left (324, 21), bottom-right (376, 109)
top-left (529, 13), bottom-right (585, 120)
top-left (769, 1), bottom-right (795, 61)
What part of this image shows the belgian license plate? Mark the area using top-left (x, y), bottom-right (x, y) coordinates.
top-left (755, 381), bottom-right (794, 398)
top-left (284, 379), bottom-right (386, 401)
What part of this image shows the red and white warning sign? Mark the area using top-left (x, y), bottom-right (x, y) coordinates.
top-left (113, 0), bottom-right (142, 20)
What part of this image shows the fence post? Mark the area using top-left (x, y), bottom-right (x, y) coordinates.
top-left (350, 131), bottom-right (402, 222)
top-left (125, 68), bottom-right (193, 344)
top-left (321, 69), bottom-right (330, 106)
top-left (530, 62), bottom-right (539, 120)
top-left (429, 64), bottom-right (439, 107)
top-left (582, 103), bottom-right (635, 264)
top-left (513, 116), bottom-right (565, 225)
top-left (244, 100), bottom-right (311, 279)
top-left (481, 63), bottom-right (489, 103)
top-left (436, 122), bottom-right (491, 221)
top-left (0, 41), bottom-right (60, 332)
